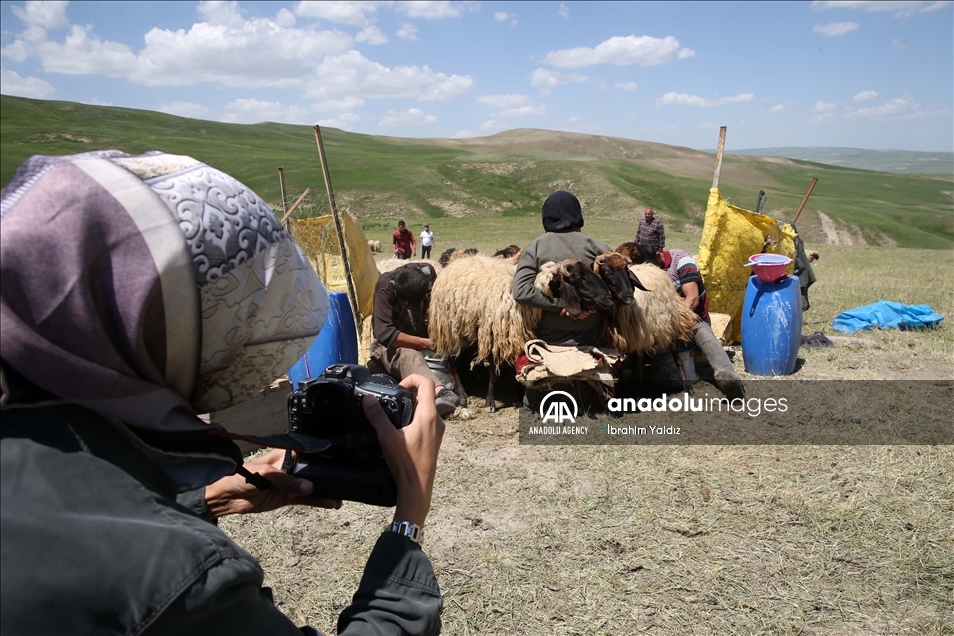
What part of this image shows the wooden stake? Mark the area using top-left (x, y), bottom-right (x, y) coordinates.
top-left (278, 167), bottom-right (288, 229)
top-left (280, 188), bottom-right (311, 225)
top-left (792, 177), bottom-right (818, 224)
top-left (313, 125), bottom-right (362, 338)
top-left (711, 126), bottom-right (727, 189)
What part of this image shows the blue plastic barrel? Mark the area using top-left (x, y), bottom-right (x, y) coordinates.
top-left (741, 275), bottom-right (802, 376)
top-left (288, 291), bottom-right (358, 388)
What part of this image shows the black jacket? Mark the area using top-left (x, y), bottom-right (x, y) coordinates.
top-left (0, 371), bottom-right (442, 635)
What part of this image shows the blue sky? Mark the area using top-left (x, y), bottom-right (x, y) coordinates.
top-left (1, 1), bottom-right (951, 151)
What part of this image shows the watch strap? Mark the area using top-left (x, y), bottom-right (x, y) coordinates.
top-left (388, 521), bottom-right (423, 545)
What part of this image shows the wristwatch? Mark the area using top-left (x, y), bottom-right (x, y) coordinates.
top-left (388, 521), bottom-right (423, 545)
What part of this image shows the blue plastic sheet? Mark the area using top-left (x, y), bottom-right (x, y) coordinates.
top-left (832, 301), bottom-right (944, 334)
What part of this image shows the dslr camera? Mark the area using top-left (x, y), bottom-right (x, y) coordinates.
top-left (283, 364), bottom-right (413, 506)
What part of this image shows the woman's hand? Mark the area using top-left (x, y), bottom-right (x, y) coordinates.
top-left (362, 374), bottom-right (445, 527)
top-left (560, 307), bottom-right (598, 320)
top-left (204, 449), bottom-right (342, 519)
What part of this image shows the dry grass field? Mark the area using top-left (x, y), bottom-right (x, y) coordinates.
top-left (221, 245), bottom-right (953, 635)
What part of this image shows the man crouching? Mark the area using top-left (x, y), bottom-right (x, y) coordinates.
top-left (370, 263), bottom-right (460, 417)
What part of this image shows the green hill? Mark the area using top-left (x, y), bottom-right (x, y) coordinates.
top-left (2, 95), bottom-right (951, 249)
top-left (728, 147), bottom-right (954, 175)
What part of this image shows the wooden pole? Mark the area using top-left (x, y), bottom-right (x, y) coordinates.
top-left (792, 177), bottom-right (818, 224)
top-left (280, 188), bottom-right (311, 226)
top-left (313, 125), bottom-right (362, 339)
top-left (711, 126), bottom-right (727, 189)
top-left (278, 167), bottom-right (289, 229)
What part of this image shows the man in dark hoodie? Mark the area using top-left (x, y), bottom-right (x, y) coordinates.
top-left (512, 191), bottom-right (612, 410)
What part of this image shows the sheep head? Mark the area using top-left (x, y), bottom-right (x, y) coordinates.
top-left (557, 259), bottom-right (614, 317)
top-left (594, 252), bottom-right (650, 306)
top-left (615, 241), bottom-right (663, 269)
top-left (492, 244), bottom-right (522, 259)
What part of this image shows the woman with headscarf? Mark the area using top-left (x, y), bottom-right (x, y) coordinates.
top-left (511, 190), bottom-right (612, 347)
top-left (511, 191), bottom-right (613, 410)
top-left (0, 151), bottom-right (443, 635)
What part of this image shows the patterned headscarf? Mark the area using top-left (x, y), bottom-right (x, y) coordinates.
top-left (1, 151), bottom-right (328, 444)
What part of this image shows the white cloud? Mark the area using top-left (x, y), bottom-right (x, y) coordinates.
top-left (294, 1), bottom-right (385, 27)
top-left (808, 112), bottom-right (834, 125)
top-left (527, 68), bottom-right (588, 95)
top-left (654, 92), bottom-right (755, 107)
top-left (275, 8), bottom-right (297, 27)
top-left (398, 1), bottom-right (479, 19)
top-left (0, 68), bottom-right (55, 98)
top-left (378, 107), bottom-right (437, 127)
top-left (558, 3), bottom-right (570, 18)
top-left (156, 100), bottom-right (211, 118)
top-left (420, 73), bottom-right (473, 100)
top-left (494, 12), bottom-right (509, 21)
top-left (812, 22), bottom-right (860, 37)
top-left (453, 129), bottom-right (477, 138)
top-left (845, 95), bottom-right (922, 119)
top-left (810, 1), bottom-right (952, 18)
top-left (853, 90), bottom-right (878, 101)
top-left (356, 25), bottom-right (389, 44)
top-left (478, 94), bottom-right (530, 108)
top-left (676, 48), bottom-right (697, 60)
top-left (814, 101), bottom-right (837, 112)
top-left (542, 35), bottom-right (689, 69)
top-left (769, 104), bottom-right (785, 113)
top-left (221, 98), bottom-right (315, 124)
top-left (396, 22), bottom-right (419, 40)
top-left (890, 38), bottom-right (907, 49)
top-left (615, 81), bottom-right (639, 92)
top-left (1, 10), bottom-right (355, 89)
top-left (301, 51), bottom-right (472, 101)
top-left (480, 119), bottom-right (503, 130)
top-left (316, 112), bottom-right (361, 129)
top-left (11, 1), bottom-right (69, 29)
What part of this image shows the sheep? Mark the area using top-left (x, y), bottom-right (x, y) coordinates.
top-left (367, 239), bottom-right (382, 253)
top-left (593, 251), bottom-right (652, 306)
top-left (429, 255), bottom-right (540, 411)
top-left (376, 258), bottom-right (443, 274)
top-left (492, 244), bottom-right (522, 259)
top-left (615, 241), bottom-right (663, 268)
top-left (429, 256), bottom-right (615, 411)
top-left (601, 262), bottom-right (697, 355)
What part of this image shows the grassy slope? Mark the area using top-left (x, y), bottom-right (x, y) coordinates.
top-left (2, 95), bottom-right (951, 249)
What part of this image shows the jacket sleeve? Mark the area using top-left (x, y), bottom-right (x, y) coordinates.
top-left (511, 243), bottom-right (562, 313)
top-left (337, 533), bottom-right (443, 636)
top-left (372, 276), bottom-right (400, 348)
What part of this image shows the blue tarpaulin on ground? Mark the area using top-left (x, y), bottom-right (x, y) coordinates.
top-left (832, 301), bottom-right (944, 333)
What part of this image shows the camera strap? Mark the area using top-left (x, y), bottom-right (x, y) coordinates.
top-left (212, 430), bottom-right (333, 453)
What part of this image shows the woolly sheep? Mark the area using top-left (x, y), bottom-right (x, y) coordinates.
top-left (602, 262), bottom-right (697, 355)
top-left (376, 258), bottom-right (443, 274)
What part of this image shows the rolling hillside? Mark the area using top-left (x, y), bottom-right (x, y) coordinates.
top-left (2, 95), bottom-right (951, 249)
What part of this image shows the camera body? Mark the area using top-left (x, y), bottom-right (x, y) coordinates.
top-left (284, 364), bottom-right (413, 506)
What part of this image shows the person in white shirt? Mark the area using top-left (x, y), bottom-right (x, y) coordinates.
top-left (420, 225), bottom-right (434, 259)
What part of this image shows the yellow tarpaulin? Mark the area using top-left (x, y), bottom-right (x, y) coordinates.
top-left (698, 187), bottom-right (796, 343)
top-left (288, 212), bottom-right (379, 320)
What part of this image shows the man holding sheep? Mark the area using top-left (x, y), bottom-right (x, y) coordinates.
top-left (370, 262), bottom-right (460, 417)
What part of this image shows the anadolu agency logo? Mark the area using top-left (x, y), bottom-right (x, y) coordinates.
top-left (539, 391), bottom-right (578, 424)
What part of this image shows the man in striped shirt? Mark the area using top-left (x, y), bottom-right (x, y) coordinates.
top-left (660, 248), bottom-right (708, 322)
top-left (658, 248), bottom-right (744, 399)
top-left (636, 207), bottom-right (665, 252)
